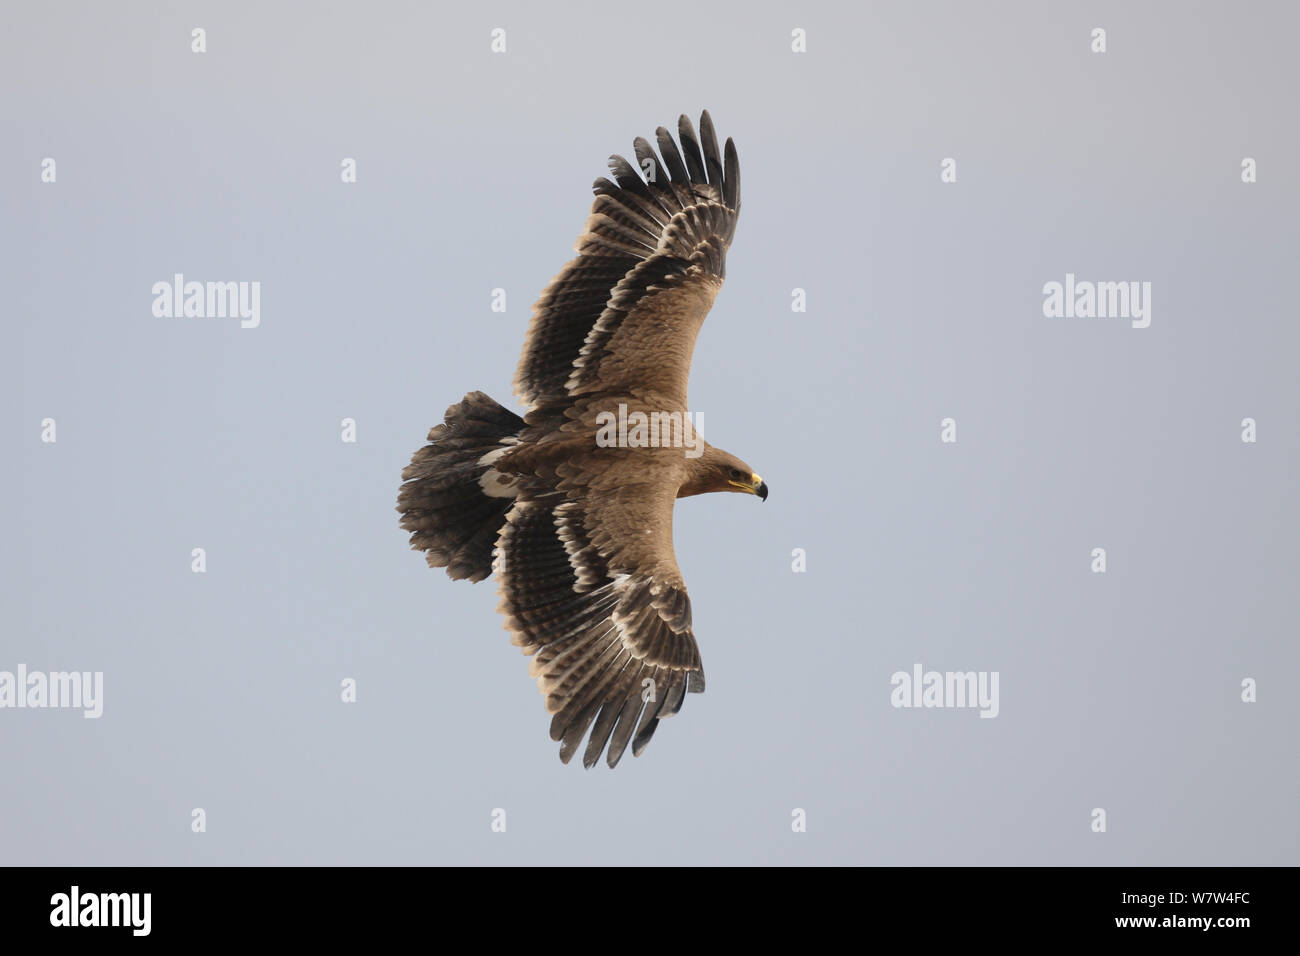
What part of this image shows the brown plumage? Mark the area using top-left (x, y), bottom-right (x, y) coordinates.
top-left (398, 112), bottom-right (766, 767)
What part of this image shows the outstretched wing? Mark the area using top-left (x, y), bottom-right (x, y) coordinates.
top-left (493, 476), bottom-right (703, 768)
top-left (514, 111), bottom-right (741, 412)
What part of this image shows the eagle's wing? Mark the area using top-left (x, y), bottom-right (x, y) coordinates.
top-left (514, 111), bottom-right (741, 412)
top-left (493, 474), bottom-right (702, 768)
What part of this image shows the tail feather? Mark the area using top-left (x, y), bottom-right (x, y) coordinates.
top-left (398, 391), bottom-right (525, 582)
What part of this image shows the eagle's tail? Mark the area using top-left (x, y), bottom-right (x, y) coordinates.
top-left (398, 391), bottom-right (526, 583)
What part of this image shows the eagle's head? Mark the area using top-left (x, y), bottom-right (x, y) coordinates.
top-left (681, 447), bottom-right (767, 501)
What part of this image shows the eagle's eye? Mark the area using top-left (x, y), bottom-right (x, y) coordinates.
top-left (728, 468), bottom-right (742, 479)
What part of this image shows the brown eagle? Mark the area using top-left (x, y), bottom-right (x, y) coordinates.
top-left (398, 111), bottom-right (765, 768)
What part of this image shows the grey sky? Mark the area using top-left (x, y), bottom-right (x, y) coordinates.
top-left (3, 1), bottom-right (1297, 865)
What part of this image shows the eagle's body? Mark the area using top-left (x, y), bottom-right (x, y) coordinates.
top-left (398, 112), bottom-right (765, 767)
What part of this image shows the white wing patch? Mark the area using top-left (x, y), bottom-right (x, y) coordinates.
top-left (477, 446), bottom-right (519, 499)
top-left (554, 500), bottom-right (605, 591)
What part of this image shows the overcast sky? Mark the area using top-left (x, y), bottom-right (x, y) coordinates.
top-left (3, 0), bottom-right (1297, 865)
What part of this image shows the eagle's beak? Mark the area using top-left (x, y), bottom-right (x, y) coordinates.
top-left (727, 472), bottom-right (768, 499)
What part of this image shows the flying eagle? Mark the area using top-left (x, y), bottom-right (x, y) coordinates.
top-left (398, 111), bottom-right (765, 768)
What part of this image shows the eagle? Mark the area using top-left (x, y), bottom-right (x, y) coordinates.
top-left (398, 111), bottom-right (765, 768)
